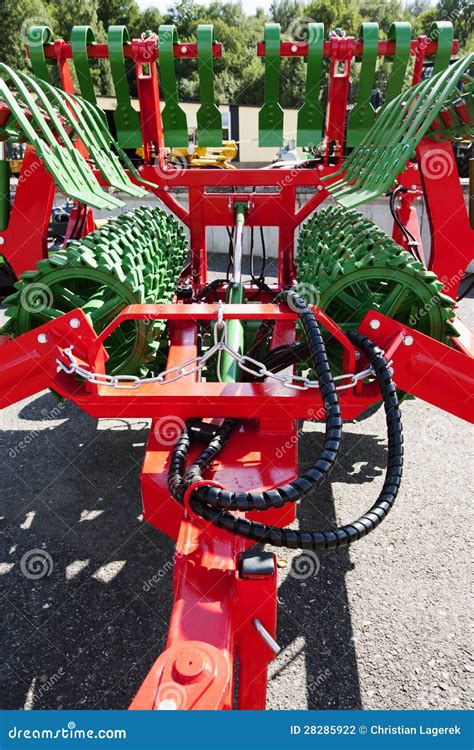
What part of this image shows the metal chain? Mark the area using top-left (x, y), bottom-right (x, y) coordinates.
top-left (57, 311), bottom-right (383, 391)
top-left (57, 341), bottom-right (378, 393)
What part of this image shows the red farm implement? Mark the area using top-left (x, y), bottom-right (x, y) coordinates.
top-left (0, 19), bottom-right (473, 709)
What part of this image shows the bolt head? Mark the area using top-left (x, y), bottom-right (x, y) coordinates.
top-left (369, 319), bottom-right (381, 330)
top-left (291, 45), bottom-right (297, 53)
top-left (70, 317), bottom-right (80, 329)
top-left (403, 335), bottom-right (414, 346)
top-left (181, 45), bottom-right (187, 53)
top-left (0, 236), bottom-right (4, 245)
top-left (37, 333), bottom-right (48, 344)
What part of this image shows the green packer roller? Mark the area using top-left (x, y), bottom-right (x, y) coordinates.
top-left (2, 206), bottom-right (187, 376)
top-left (296, 206), bottom-right (457, 374)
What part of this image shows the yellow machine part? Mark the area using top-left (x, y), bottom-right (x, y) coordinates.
top-left (136, 141), bottom-right (238, 169)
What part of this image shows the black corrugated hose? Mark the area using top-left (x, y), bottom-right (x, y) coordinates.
top-left (168, 290), bottom-right (403, 550)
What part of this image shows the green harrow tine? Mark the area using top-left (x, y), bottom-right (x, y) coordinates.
top-left (384, 22), bottom-right (411, 105)
top-left (158, 25), bottom-right (189, 148)
top-left (0, 67), bottom-right (118, 209)
top-left (259, 23), bottom-right (284, 147)
top-left (71, 26), bottom-right (101, 113)
top-left (430, 70), bottom-right (473, 141)
top-left (196, 25), bottom-right (222, 147)
top-left (347, 23), bottom-right (379, 147)
top-left (108, 26), bottom-right (143, 149)
top-left (429, 21), bottom-right (454, 75)
top-left (12, 68), bottom-right (121, 203)
top-left (0, 64), bottom-right (153, 207)
top-left (326, 54), bottom-right (473, 207)
top-left (297, 23), bottom-right (324, 148)
top-left (27, 25), bottom-right (55, 84)
top-left (49, 84), bottom-right (149, 197)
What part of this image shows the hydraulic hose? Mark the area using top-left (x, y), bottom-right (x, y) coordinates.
top-left (168, 293), bottom-right (403, 550)
top-left (169, 290), bottom-right (343, 509)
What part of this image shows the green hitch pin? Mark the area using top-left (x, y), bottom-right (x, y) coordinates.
top-left (218, 201), bottom-right (248, 383)
top-left (0, 142), bottom-right (10, 232)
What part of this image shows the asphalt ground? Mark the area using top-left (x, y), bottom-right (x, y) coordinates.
top-left (0, 264), bottom-right (472, 711)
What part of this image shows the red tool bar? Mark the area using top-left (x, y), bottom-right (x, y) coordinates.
top-left (41, 41), bottom-right (222, 61)
top-left (256, 38), bottom-right (457, 58)
top-left (137, 164), bottom-right (333, 187)
top-left (108, 303), bottom-right (297, 321)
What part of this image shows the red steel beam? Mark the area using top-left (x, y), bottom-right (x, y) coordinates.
top-left (40, 41), bottom-right (222, 61)
top-left (256, 38), bottom-right (457, 58)
top-left (358, 311), bottom-right (474, 423)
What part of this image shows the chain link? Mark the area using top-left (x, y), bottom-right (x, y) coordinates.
top-left (57, 345), bottom-right (377, 392)
top-left (57, 317), bottom-right (383, 391)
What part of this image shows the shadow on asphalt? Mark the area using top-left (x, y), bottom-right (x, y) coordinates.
top-left (275, 426), bottom-right (387, 709)
top-left (1, 394), bottom-right (387, 710)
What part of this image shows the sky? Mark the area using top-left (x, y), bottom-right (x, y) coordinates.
top-left (137, 0), bottom-right (275, 13)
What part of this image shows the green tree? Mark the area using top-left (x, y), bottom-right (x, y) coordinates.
top-left (0, 0), bottom-right (53, 70)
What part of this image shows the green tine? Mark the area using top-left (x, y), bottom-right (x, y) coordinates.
top-left (14, 68), bottom-right (128, 205)
top-left (384, 22), bottom-right (411, 105)
top-left (297, 23), bottom-right (324, 148)
top-left (27, 68), bottom-right (152, 195)
top-left (108, 26), bottom-right (143, 149)
top-left (71, 25), bottom-right (105, 124)
top-left (196, 25), bottom-right (222, 147)
top-left (56, 89), bottom-right (148, 197)
top-left (158, 25), bottom-right (189, 148)
top-left (327, 54), bottom-right (473, 207)
top-left (347, 23), bottom-right (379, 147)
top-left (259, 23), bottom-right (284, 147)
top-left (429, 21), bottom-right (454, 75)
top-left (27, 25), bottom-right (55, 84)
top-left (0, 68), bottom-right (118, 209)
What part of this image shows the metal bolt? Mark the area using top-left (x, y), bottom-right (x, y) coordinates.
top-left (403, 335), bottom-right (414, 346)
top-left (317, 185), bottom-right (323, 191)
top-left (291, 44), bottom-right (297, 53)
top-left (37, 333), bottom-right (48, 344)
top-left (0, 236), bottom-right (4, 245)
top-left (181, 45), bottom-right (187, 54)
top-left (317, 164), bottom-right (324, 171)
top-left (70, 318), bottom-right (80, 329)
top-left (369, 319), bottom-right (381, 330)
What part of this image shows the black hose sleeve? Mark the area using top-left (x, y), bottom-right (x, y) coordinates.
top-left (188, 332), bottom-right (403, 549)
top-left (170, 290), bottom-right (343, 511)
